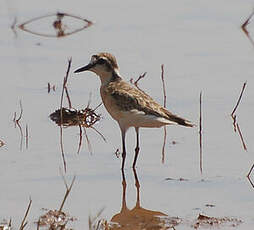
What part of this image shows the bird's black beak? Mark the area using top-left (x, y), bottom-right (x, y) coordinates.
top-left (74, 63), bottom-right (93, 73)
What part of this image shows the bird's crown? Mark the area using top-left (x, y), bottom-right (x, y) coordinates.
top-left (92, 52), bottom-right (118, 70)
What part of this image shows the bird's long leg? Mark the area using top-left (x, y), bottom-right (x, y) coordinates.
top-left (121, 128), bottom-right (127, 171)
top-left (132, 127), bottom-right (140, 168)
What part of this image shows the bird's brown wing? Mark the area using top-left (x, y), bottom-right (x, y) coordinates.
top-left (107, 80), bottom-right (193, 127)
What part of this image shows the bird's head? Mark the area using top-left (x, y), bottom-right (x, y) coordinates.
top-left (74, 53), bottom-right (120, 83)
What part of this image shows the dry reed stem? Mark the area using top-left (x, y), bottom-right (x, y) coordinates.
top-left (231, 82), bottom-right (247, 117)
top-left (59, 175), bottom-right (76, 212)
top-left (47, 82), bottom-right (50, 93)
top-left (199, 91), bottom-right (203, 174)
top-left (25, 124), bottom-right (28, 149)
top-left (8, 218), bottom-right (12, 229)
top-left (90, 126), bottom-right (107, 142)
top-left (232, 114), bottom-right (237, 132)
top-left (87, 92), bottom-right (92, 108)
top-left (76, 101), bottom-right (104, 154)
top-left (17, 100), bottom-right (23, 123)
top-left (134, 72), bottom-right (146, 88)
top-left (130, 72), bottom-right (147, 92)
top-left (19, 198), bottom-right (32, 230)
top-left (77, 125), bottom-right (83, 154)
top-left (247, 175), bottom-right (254, 189)
top-left (36, 217), bottom-right (40, 230)
top-left (64, 86), bottom-right (72, 109)
top-left (230, 82), bottom-right (247, 151)
top-left (13, 100), bottom-right (24, 150)
top-left (60, 58), bottom-right (72, 172)
top-left (17, 122), bottom-right (23, 151)
top-left (83, 127), bottom-right (92, 154)
top-left (88, 208), bottom-right (105, 230)
top-left (13, 112), bottom-right (17, 125)
top-left (160, 64), bottom-right (167, 164)
top-left (11, 17), bottom-right (17, 37)
top-left (241, 9), bottom-right (254, 47)
top-left (236, 123), bottom-right (247, 151)
top-left (48, 83), bottom-right (56, 93)
top-left (247, 163), bottom-right (254, 179)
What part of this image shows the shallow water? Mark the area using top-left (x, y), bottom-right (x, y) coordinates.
top-left (1, 0), bottom-right (254, 229)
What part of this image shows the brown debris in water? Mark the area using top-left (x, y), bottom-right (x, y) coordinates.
top-left (0, 218), bottom-right (11, 230)
top-left (0, 140), bottom-right (5, 148)
top-left (37, 209), bottom-right (76, 230)
top-left (18, 12), bottom-right (93, 38)
top-left (192, 214), bottom-right (242, 229)
top-left (50, 107), bottom-right (101, 128)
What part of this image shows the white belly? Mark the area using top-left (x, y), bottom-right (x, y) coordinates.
top-left (118, 109), bottom-right (176, 129)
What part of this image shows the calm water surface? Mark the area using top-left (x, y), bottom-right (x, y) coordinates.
top-left (1, 0), bottom-right (254, 229)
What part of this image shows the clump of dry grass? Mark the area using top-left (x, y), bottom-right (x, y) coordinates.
top-left (50, 107), bottom-right (101, 128)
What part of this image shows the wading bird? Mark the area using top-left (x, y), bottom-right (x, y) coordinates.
top-left (74, 53), bottom-right (193, 169)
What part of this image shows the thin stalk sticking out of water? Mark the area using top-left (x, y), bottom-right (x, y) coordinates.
top-left (13, 100), bottom-right (24, 150)
top-left (19, 197), bottom-right (32, 230)
top-left (230, 82), bottom-right (247, 152)
top-left (160, 64), bottom-right (167, 164)
top-left (59, 173), bottom-right (76, 213)
top-left (247, 163), bottom-right (254, 188)
top-left (25, 124), bottom-right (29, 149)
top-left (231, 81), bottom-right (247, 118)
top-left (236, 123), bottom-right (247, 151)
top-left (60, 58), bottom-right (72, 173)
top-left (130, 72), bottom-right (147, 92)
top-left (77, 125), bottom-right (83, 154)
top-left (241, 9), bottom-right (254, 47)
top-left (83, 127), bottom-right (92, 154)
top-left (47, 82), bottom-right (56, 93)
top-left (199, 91), bottom-right (203, 174)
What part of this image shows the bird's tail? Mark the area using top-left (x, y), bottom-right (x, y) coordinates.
top-left (170, 115), bottom-right (194, 127)
top-left (163, 108), bottom-right (194, 127)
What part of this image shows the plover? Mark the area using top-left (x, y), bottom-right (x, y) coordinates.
top-left (74, 53), bottom-right (193, 169)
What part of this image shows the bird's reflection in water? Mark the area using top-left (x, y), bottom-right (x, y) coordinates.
top-left (109, 169), bottom-right (179, 229)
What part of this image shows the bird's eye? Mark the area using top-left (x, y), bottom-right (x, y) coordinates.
top-left (97, 58), bottom-right (106, 65)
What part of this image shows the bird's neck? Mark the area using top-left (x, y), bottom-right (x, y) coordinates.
top-left (99, 69), bottom-right (121, 86)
